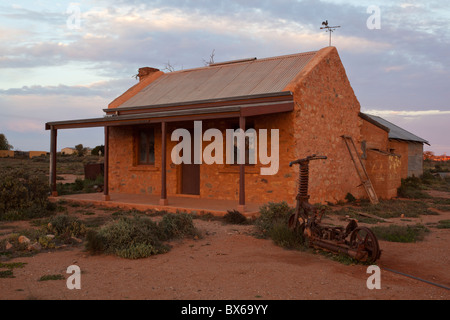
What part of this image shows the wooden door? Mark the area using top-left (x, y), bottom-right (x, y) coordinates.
top-left (181, 129), bottom-right (200, 195)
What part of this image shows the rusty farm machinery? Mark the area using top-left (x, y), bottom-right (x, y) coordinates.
top-left (288, 154), bottom-right (381, 263)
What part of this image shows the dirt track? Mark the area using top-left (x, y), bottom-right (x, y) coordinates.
top-left (1, 202), bottom-right (449, 300)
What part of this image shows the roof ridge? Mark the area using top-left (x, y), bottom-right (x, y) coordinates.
top-left (165, 50), bottom-right (318, 75)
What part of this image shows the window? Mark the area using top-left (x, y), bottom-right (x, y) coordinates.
top-left (229, 122), bottom-right (256, 166)
top-left (138, 128), bottom-right (155, 165)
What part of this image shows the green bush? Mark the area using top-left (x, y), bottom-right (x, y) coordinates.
top-left (254, 202), bottom-right (305, 249)
top-left (223, 210), bottom-right (248, 225)
top-left (255, 201), bottom-right (294, 236)
top-left (84, 230), bottom-right (106, 254)
top-left (345, 193), bottom-right (357, 203)
top-left (268, 221), bottom-right (305, 249)
top-left (371, 224), bottom-right (429, 243)
top-left (56, 175), bottom-right (104, 196)
top-left (46, 215), bottom-right (87, 239)
top-left (115, 243), bottom-right (160, 259)
top-left (397, 176), bottom-right (431, 199)
top-left (359, 199), bottom-right (436, 218)
top-left (159, 212), bottom-right (199, 240)
top-left (38, 274), bottom-right (65, 281)
top-left (437, 220), bottom-right (450, 229)
top-left (85, 213), bottom-right (199, 259)
top-left (0, 168), bottom-right (55, 221)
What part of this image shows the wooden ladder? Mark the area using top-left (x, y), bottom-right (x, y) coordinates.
top-left (341, 135), bottom-right (379, 204)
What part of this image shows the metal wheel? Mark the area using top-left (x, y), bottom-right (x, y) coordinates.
top-left (349, 227), bottom-right (381, 262)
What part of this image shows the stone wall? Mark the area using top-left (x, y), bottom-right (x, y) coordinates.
top-left (284, 46), bottom-right (365, 204)
top-left (108, 115), bottom-right (296, 205)
top-left (388, 140), bottom-right (409, 179)
top-left (361, 119), bottom-right (403, 199)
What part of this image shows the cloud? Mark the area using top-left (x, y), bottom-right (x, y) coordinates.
top-left (363, 109), bottom-right (450, 117)
top-left (2, 119), bottom-right (43, 133)
top-left (0, 79), bottom-right (134, 97)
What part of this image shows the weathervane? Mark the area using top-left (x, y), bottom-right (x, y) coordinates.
top-left (320, 20), bottom-right (341, 46)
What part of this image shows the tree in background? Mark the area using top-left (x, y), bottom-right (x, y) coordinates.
top-left (91, 145), bottom-right (104, 156)
top-left (0, 133), bottom-right (13, 150)
top-left (75, 144), bottom-right (86, 157)
top-left (423, 151), bottom-right (435, 160)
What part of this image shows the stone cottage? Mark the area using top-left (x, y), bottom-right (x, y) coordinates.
top-left (45, 46), bottom-right (428, 211)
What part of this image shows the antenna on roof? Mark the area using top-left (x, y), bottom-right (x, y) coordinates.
top-left (320, 20), bottom-right (340, 46)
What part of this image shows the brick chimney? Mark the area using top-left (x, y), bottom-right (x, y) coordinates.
top-left (137, 67), bottom-right (160, 81)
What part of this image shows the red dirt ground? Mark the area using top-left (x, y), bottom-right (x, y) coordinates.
top-left (1, 193), bottom-right (449, 300)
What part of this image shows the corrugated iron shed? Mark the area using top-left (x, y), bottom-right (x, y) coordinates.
top-left (119, 51), bottom-right (318, 108)
top-left (361, 113), bottom-right (430, 145)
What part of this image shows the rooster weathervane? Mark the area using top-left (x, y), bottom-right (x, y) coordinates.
top-left (320, 20), bottom-right (341, 46)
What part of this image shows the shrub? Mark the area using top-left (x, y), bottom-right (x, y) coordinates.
top-left (97, 216), bottom-right (167, 255)
top-left (345, 193), bottom-right (357, 203)
top-left (46, 215), bottom-right (87, 240)
top-left (85, 213), bottom-right (199, 259)
top-left (437, 220), bottom-right (450, 229)
top-left (255, 201), bottom-right (294, 237)
top-left (84, 230), bottom-right (106, 254)
top-left (115, 243), bottom-right (160, 259)
top-left (268, 221), bottom-right (305, 249)
top-left (223, 210), bottom-right (248, 225)
top-left (371, 224), bottom-right (429, 243)
top-left (56, 176), bottom-right (104, 195)
top-left (159, 212), bottom-right (199, 240)
top-left (38, 274), bottom-right (65, 281)
top-left (397, 177), bottom-right (431, 199)
top-left (0, 168), bottom-right (55, 221)
top-left (359, 199), bottom-right (436, 219)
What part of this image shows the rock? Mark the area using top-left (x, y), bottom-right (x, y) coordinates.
top-left (5, 241), bottom-right (13, 250)
top-left (71, 237), bottom-right (83, 244)
top-left (18, 236), bottom-right (31, 244)
top-left (28, 242), bottom-right (42, 251)
top-left (46, 234), bottom-right (55, 240)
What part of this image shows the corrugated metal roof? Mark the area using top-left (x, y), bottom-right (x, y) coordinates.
top-left (362, 113), bottom-right (430, 145)
top-left (120, 51), bottom-right (317, 108)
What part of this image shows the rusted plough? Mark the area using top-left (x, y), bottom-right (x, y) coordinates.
top-left (288, 155), bottom-right (381, 263)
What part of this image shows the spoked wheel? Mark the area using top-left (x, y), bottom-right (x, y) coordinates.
top-left (349, 227), bottom-right (381, 262)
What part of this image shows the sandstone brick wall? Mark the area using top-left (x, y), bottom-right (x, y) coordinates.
top-left (108, 115), bottom-right (296, 205)
top-left (284, 46), bottom-right (365, 204)
top-left (360, 119), bottom-right (403, 199)
top-left (360, 119), bottom-right (389, 152)
top-left (364, 150), bottom-right (402, 199)
top-left (388, 140), bottom-right (409, 179)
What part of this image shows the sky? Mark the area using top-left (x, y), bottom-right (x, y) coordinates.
top-left (0, 0), bottom-right (449, 154)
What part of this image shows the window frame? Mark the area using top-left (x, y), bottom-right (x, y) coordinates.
top-left (229, 121), bottom-right (256, 167)
top-left (136, 127), bottom-right (156, 166)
